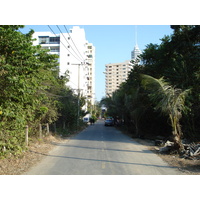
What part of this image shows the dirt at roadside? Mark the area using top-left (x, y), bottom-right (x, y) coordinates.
top-left (133, 138), bottom-right (200, 175)
top-left (0, 135), bottom-right (67, 175)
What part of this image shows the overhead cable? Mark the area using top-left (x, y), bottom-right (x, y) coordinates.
top-left (47, 25), bottom-right (83, 63)
top-left (56, 25), bottom-right (85, 63)
top-left (64, 25), bottom-right (86, 61)
top-left (47, 25), bottom-right (80, 88)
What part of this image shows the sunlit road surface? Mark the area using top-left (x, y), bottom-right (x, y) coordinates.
top-left (24, 120), bottom-right (182, 175)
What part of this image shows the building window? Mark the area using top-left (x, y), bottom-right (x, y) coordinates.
top-left (88, 46), bottom-right (92, 49)
top-left (49, 37), bottom-right (60, 44)
top-left (87, 55), bottom-right (93, 58)
top-left (68, 37), bottom-right (70, 40)
top-left (50, 47), bottom-right (60, 52)
top-left (39, 36), bottom-right (49, 44)
top-left (41, 47), bottom-right (49, 50)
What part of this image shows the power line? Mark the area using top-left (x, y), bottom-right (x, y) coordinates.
top-left (47, 25), bottom-right (81, 88)
top-left (47, 25), bottom-right (83, 63)
top-left (64, 25), bottom-right (85, 61)
top-left (56, 25), bottom-right (85, 63)
top-left (59, 72), bottom-right (78, 88)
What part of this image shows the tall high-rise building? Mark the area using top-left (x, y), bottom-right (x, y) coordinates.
top-left (131, 26), bottom-right (141, 61)
top-left (131, 44), bottom-right (141, 60)
top-left (32, 26), bottom-right (95, 106)
top-left (104, 26), bottom-right (142, 97)
top-left (105, 60), bottom-right (132, 97)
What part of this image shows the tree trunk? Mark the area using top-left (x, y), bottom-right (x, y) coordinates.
top-left (54, 122), bottom-right (57, 133)
top-left (170, 115), bottom-right (184, 152)
top-left (63, 121), bottom-right (66, 129)
top-left (135, 121), bottom-right (140, 137)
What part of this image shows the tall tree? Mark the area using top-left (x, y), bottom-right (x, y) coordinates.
top-left (0, 25), bottom-right (59, 155)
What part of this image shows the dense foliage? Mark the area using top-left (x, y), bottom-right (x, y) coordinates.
top-left (0, 26), bottom-right (87, 157)
top-left (101, 25), bottom-right (200, 150)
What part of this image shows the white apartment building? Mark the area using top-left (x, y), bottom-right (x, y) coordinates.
top-left (32, 31), bottom-right (60, 56)
top-left (105, 60), bottom-right (132, 97)
top-left (32, 26), bottom-right (95, 106)
top-left (85, 43), bottom-right (95, 105)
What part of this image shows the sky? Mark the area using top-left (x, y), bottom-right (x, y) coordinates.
top-left (20, 25), bottom-right (174, 101)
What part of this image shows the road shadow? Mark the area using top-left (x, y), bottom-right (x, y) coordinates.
top-left (29, 150), bottom-right (178, 170)
top-left (51, 143), bottom-right (153, 154)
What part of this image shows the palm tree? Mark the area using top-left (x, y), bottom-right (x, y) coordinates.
top-left (141, 74), bottom-right (190, 152)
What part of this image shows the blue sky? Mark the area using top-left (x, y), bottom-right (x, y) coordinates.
top-left (21, 25), bottom-right (174, 101)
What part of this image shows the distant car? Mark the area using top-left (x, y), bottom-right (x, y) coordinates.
top-left (104, 119), bottom-right (114, 126)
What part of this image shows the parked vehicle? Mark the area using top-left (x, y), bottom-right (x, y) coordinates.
top-left (83, 114), bottom-right (91, 123)
top-left (83, 117), bottom-right (89, 123)
top-left (104, 118), bottom-right (114, 126)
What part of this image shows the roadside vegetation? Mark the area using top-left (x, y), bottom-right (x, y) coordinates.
top-left (0, 25), bottom-right (100, 158)
top-left (101, 25), bottom-right (200, 153)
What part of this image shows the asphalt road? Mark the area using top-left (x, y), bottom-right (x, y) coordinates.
top-left (24, 120), bottom-right (181, 175)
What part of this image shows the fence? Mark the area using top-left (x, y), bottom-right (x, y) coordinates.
top-left (25, 123), bottom-right (50, 146)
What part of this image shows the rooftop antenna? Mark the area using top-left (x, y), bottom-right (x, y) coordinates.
top-left (135, 25), bottom-right (138, 47)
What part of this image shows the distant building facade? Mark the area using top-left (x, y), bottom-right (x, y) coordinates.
top-left (105, 60), bottom-right (132, 97)
top-left (32, 26), bottom-right (95, 106)
top-left (104, 26), bottom-right (142, 98)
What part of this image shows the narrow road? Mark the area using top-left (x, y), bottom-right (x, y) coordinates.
top-left (24, 120), bottom-right (181, 175)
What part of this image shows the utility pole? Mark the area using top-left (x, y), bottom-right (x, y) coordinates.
top-left (72, 62), bottom-right (90, 128)
top-left (77, 63), bottom-right (80, 127)
top-left (72, 62), bottom-right (84, 128)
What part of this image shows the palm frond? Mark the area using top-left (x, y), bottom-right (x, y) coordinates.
top-left (140, 74), bottom-right (190, 116)
top-left (141, 74), bottom-right (171, 113)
